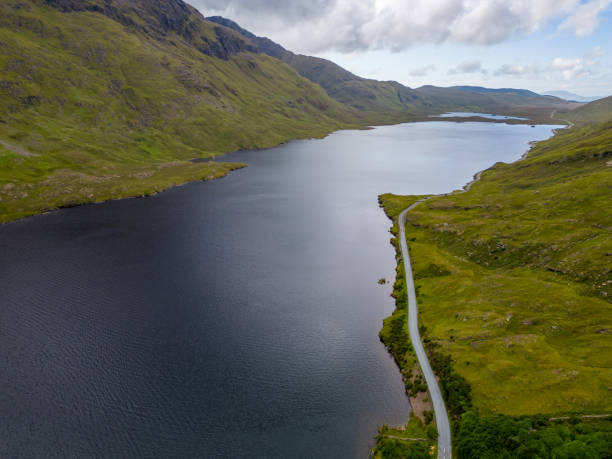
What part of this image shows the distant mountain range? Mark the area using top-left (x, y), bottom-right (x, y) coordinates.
top-left (542, 91), bottom-right (605, 103)
top-left (207, 16), bottom-right (574, 120)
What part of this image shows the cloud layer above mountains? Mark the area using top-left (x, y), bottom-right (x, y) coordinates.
top-left (193, 0), bottom-right (611, 53)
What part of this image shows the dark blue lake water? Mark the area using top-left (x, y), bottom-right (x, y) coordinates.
top-left (0, 122), bottom-right (555, 457)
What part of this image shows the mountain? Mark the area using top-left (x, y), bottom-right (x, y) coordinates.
top-left (207, 17), bottom-right (425, 120)
top-left (0, 1), bottom-right (575, 222)
top-left (451, 86), bottom-right (541, 97)
top-left (0, 0), bottom-right (363, 222)
top-left (206, 16), bottom-right (574, 122)
top-left (414, 85), bottom-right (572, 121)
top-left (543, 90), bottom-right (604, 103)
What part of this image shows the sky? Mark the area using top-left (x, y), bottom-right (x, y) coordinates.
top-left (191, 0), bottom-right (612, 97)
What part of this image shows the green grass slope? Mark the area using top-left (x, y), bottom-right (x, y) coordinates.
top-left (559, 95), bottom-right (612, 125)
top-left (206, 16), bottom-right (575, 123)
top-left (207, 16), bottom-right (426, 120)
top-left (280, 55), bottom-right (425, 121)
top-left (0, 0), bottom-right (359, 222)
top-left (377, 107), bottom-right (612, 456)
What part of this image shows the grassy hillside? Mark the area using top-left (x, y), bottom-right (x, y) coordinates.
top-left (377, 107), bottom-right (612, 456)
top-left (0, 0), bottom-right (360, 222)
top-left (281, 55), bottom-right (425, 121)
top-left (557, 95), bottom-right (612, 125)
top-left (207, 16), bottom-right (575, 123)
top-left (207, 16), bottom-right (427, 120)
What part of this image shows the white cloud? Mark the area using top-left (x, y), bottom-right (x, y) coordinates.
top-left (559, 0), bottom-right (612, 37)
top-left (550, 57), bottom-right (591, 79)
top-left (549, 47), bottom-right (604, 80)
top-left (586, 46), bottom-right (605, 59)
top-left (193, 0), bottom-right (609, 53)
top-left (495, 64), bottom-right (539, 76)
top-left (551, 57), bottom-right (583, 71)
top-left (448, 60), bottom-right (486, 74)
top-left (410, 64), bottom-right (436, 77)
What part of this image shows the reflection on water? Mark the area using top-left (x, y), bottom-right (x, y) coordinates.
top-left (433, 112), bottom-right (529, 120)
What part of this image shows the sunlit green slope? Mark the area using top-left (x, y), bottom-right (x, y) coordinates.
top-left (376, 100), bottom-right (612, 457)
top-left (0, 0), bottom-right (358, 221)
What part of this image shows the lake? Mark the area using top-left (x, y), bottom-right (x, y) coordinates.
top-left (0, 121), bottom-right (556, 457)
top-left (433, 112), bottom-right (529, 120)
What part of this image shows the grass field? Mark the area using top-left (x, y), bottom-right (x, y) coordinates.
top-left (372, 416), bottom-right (437, 459)
top-left (0, 145), bottom-right (245, 222)
top-left (375, 116), bottom-right (611, 456)
top-left (397, 212), bottom-right (611, 415)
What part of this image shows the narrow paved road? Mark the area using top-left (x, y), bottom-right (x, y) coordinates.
top-left (399, 200), bottom-right (452, 459)
top-left (550, 109), bottom-right (575, 128)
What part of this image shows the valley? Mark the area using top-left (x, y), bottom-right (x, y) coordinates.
top-left (0, 0), bottom-right (573, 223)
top-left (1, 1), bottom-right (610, 458)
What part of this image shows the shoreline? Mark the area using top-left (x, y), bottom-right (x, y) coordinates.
top-left (0, 161), bottom-right (246, 226)
top-left (374, 124), bottom-right (560, 456)
top-left (375, 114), bottom-right (611, 457)
top-left (0, 117), bottom-right (561, 226)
